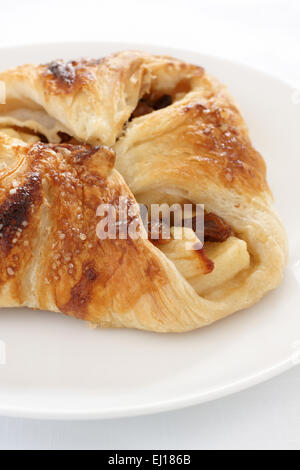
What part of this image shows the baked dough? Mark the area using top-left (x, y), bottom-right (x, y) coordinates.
top-left (0, 51), bottom-right (287, 332)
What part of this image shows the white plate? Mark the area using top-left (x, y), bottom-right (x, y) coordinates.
top-left (0, 42), bottom-right (299, 420)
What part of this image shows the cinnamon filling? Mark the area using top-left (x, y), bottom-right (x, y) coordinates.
top-left (57, 131), bottom-right (80, 145)
top-left (131, 94), bottom-right (172, 119)
top-left (148, 212), bottom-right (232, 244)
top-left (203, 213), bottom-right (232, 243)
top-left (148, 212), bottom-right (232, 276)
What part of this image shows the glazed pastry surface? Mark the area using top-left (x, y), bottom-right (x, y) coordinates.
top-left (0, 51), bottom-right (287, 332)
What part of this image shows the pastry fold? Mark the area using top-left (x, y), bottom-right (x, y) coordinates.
top-left (0, 51), bottom-right (287, 332)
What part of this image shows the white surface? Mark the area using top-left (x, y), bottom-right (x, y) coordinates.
top-left (1, 367), bottom-right (300, 450)
top-left (0, 0), bottom-right (299, 450)
top-left (0, 42), bottom-right (299, 421)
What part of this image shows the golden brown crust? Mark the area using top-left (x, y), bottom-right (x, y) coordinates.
top-left (0, 51), bottom-right (268, 196)
top-left (43, 58), bottom-right (104, 95)
top-left (0, 135), bottom-right (175, 326)
top-left (0, 51), bottom-right (288, 332)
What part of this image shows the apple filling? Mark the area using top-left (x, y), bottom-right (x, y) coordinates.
top-left (148, 212), bottom-right (250, 296)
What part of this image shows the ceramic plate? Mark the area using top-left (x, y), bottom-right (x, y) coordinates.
top-left (0, 42), bottom-right (299, 420)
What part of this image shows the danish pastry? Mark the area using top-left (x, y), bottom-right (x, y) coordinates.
top-left (0, 51), bottom-right (287, 332)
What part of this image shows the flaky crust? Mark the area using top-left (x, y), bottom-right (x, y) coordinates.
top-left (0, 51), bottom-right (287, 332)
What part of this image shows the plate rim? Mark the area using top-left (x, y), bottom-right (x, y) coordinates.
top-left (0, 39), bottom-right (295, 89)
top-left (0, 41), bottom-right (297, 420)
top-left (0, 358), bottom-right (295, 421)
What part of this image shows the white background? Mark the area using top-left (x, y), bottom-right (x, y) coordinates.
top-left (0, 0), bottom-right (299, 450)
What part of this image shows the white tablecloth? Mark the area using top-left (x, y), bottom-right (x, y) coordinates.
top-left (0, 0), bottom-right (299, 450)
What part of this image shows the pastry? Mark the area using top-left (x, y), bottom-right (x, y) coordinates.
top-left (0, 51), bottom-right (287, 332)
